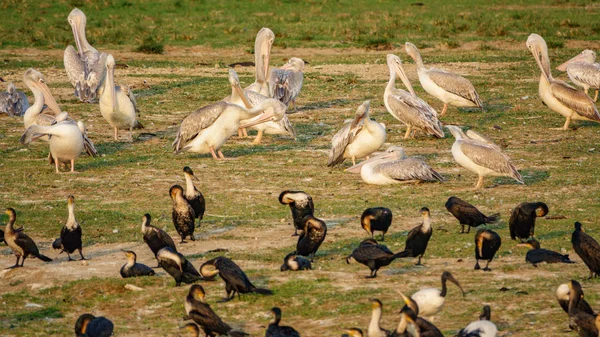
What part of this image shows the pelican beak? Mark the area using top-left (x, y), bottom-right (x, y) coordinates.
top-left (280, 62), bottom-right (294, 70)
top-left (37, 80), bottom-right (62, 116)
top-left (345, 151), bottom-right (396, 173)
top-left (529, 42), bottom-right (551, 82)
top-left (239, 110), bottom-right (275, 129)
top-left (71, 20), bottom-right (83, 57)
top-left (556, 52), bottom-right (588, 72)
top-left (393, 61), bottom-right (416, 97)
top-left (234, 85), bottom-right (252, 109)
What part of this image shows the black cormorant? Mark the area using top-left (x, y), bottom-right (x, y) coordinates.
top-left (556, 283), bottom-right (595, 331)
top-left (156, 246), bottom-right (201, 286)
top-left (170, 185), bottom-right (196, 243)
top-left (280, 252), bottom-right (312, 271)
top-left (517, 239), bottom-right (574, 266)
top-left (52, 195), bottom-right (85, 261)
top-left (183, 166), bottom-right (206, 220)
top-left (567, 280), bottom-right (598, 337)
top-left (0, 229), bottom-right (5, 244)
top-left (572, 222), bottom-right (600, 279)
top-left (279, 190), bottom-right (314, 236)
top-left (368, 299), bottom-right (391, 337)
top-left (346, 239), bottom-right (409, 278)
top-left (398, 207), bottom-right (433, 265)
top-left (141, 213), bottom-right (177, 258)
top-left (509, 202), bottom-right (548, 241)
top-left (3, 208), bottom-right (52, 268)
top-left (120, 250), bottom-right (156, 278)
top-left (457, 305), bottom-right (498, 337)
top-left (266, 307), bottom-right (301, 337)
top-left (445, 196), bottom-right (499, 234)
top-left (474, 229), bottom-right (501, 271)
top-left (295, 215), bottom-right (327, 261)
top-left (361, 207), bottom-right (393, 240)
top-left (75, 314), bottom-right (114, 337)
top-left (398, 305), bottom-right (443, 337)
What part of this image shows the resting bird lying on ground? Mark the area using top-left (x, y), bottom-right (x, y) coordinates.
top-left (517, 239), bottom-right (574, 267)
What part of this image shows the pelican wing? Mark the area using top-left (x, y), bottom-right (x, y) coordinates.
top-left (172, 101), bottom-right (228, 152)
top-left (387, 89), bottom-right (444, 138)
top-left (550, 81), bottom-right (600, 121)
top-left (64, 45), bottom-right (85, 89)
top-left (121, 84), bottom-right (139, 113)
top-left (375, 158), bottom-right (444, 182)
top-left (244, 89), bottom-right (267, 106)
top-left (465, 129), bottom-right (502, 151)
top-left (428, 68), bottom-right (482, 107)
top-left (0, 92), bottom-right (10, 114)
top-left (327, 115), bottom-right (365, 166)
top-left (0, 89), bottom-right (29, 117)
top-left (84, 52), bottom-right (108, 101)
top-left (459, 140), bottom-right (523, 182)
top-left (269, 69), bottom-right (303, 106)
top-left (568, 63), bottom-right (600, 88)
top-left (278, 114), bottom-right (296, 139)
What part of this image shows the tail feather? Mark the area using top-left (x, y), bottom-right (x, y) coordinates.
top-left (562, 255), bottom-right (576, 264)
top-left (485, 213), bottom-right (501, 224)
top-left (52, 237), bottom-right (63, 250)
top-left (394, 250), bottom-right (412, 259)
top-left (251, 287), bottom-right (273, 295)
top-left (83, 134), bottom-right (98, 157)
top-left (36, 254), bottom-right (52, 262)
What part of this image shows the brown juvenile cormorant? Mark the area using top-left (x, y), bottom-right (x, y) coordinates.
top-left (517, 239), bottom-right (574, 267)
top-left (361, 207), bottom-right (393, 241)
top-left (568, 280), bottom-right (598, 337)
top-left (52, 195), bottom-right (85, 261)
top-left (266, 307), bottom-right (301, 337)
top-left (156, 246), bottom-right (201, 286)
top-left (183, 166), bottom-right (206, 220)
top-left (556, 283), bottom-right (595, 331)
top-left (411, 271), bottom-right (465, 321)
top-left (346, 239), bottom-right (410, 278)
top-left (397, 207), bottom-right (433, 265)
top-left (3, 208), bottom-right (52, 268)
top-left (445, 196), bottom-right (499, 234)
top-left (120, 250), bottom-right (156, 278)
top-left (279, 190), bottom-right (314, 236)
top-left (75, 313), bottom-right (114, 337)
top-left (509, 202), bottom-right (548, 242)
top-left (295, 215), bottom-right (327, 261)
top-left (170, 185), bottom-right (196, 243)
top-left (572, 222), bottom-right (600, 279)
top-left (474, 229), bottom-right (501, 271)
top-left (342, 328), bottom-right (364, 337)
top-left (280, 252), bottom-right (312, 271)
top-left (199, 256), bottom-right (273, 302)
top-left (141, 213), bottom-right (177, 258)
top-left (398, 305), bottom-right (443, 337)
top-left (181, 323), bottom-right (201, 337)
top-left (184, 284), bottom-right (249, 337)
top-left (368, 299), bottom-right (391, 337)
top-left (457, 305), bottom-right (498, 337)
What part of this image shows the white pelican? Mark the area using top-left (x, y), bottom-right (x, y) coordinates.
top-left (411, 271), bottom-right (465, 322)
top-left (0, 81), bottom-right (29, 117)
top-left (526, 34), bottom-right (600, 130)
top-left (457, 306), bottom-right (498, 337)
top-left (405, 42), bottom-right (483, 116)
top-left (446, 125), bottom-right (523, 189)
top-left (556, 49), bottom-right (600, 102)
top-left (347, 146), bottom-right (443, 185)
top-left (63, 8), bottom-right (107, 103)
top-left (245, 27), bottom-right (275, 96)
top-left (269, 57), bottom-right (305, 111)
top-left (328, 100), bottom-right (386, 166)
top-left (99, 54), bottom-right (143, 140)
top-left (384, 54), bottom-right (444, 139)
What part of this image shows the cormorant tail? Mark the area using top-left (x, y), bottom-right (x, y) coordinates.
top-left (485, 213), bottom-right (501, 223)
top-left (36, 253), bottom-right (52, 262)
top-left (251, 287), bottom-right (273, 295)
top-left (394, 250), bottom-right (412, 259)
top-left (228, 331), bottom-right (249, 337)
top-left (562, 255), bottom-right (576, 264)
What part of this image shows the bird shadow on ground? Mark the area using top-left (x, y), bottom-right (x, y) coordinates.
top-left (517, 169), bottom-right (550, 186)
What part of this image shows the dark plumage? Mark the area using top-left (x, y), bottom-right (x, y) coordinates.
top-left (572, 222), bottom-right (600, 279)
top-left (199, 256), bottom-right (273, 302)
top-left (3, 208), bottom-right (52, 268)
top-left (567, 280), bottom-right (598, 337)
top-left (279, 190), bottom-right (314, 236)
top-left (170, 185), bottom-right (196, 243)
top-left (361, 207), bottom-right (393, 240)
top-left (474, 229), bottom-right (501, 271)
top-left (346, 239), bottom-right (410, 278)
top-left (445, 197), bottom-right (499, 234)
top-left (156, 246), bottom-right (201, 286)
top-left (517, 239), bottom-right (574, 266)
top-left (397, 207), bottom-right (433, 265)
top-left (140, 213), bottom-right (177, 258)
top-left (181, 323), bottom-right (201, 337)
top-left (556, 283), bottom-right (595, 331)
top-left (509, 202), bottom-right (548, 241)
top-left (183, 166), bottom-right (206, 220)
top-left (53, 195), bottom-right (85, 261)
top-left (295, 215), bottom-right (327, 261)
top-left (399, 305), bottom-right (443, 337)
top-left (120, 250), bottom-right (155, 278)
top-left (0, 228), bottom-right (5, 245)
top-left (280, 252), bottom-right (312, 271)
top-left (75, 314), bottom-right (114, 337)
top-left (266, 307), bottom-right (301, 337)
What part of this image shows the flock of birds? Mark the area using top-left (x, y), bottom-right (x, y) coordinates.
top-left (1, 6), bottom-right (600, 337)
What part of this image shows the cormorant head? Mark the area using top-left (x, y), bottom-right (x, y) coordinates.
top-left (169, 185), bottom-right (184, 199)
top-left (556, 283), bottom-right (570, 301)
top-left (517, 239), bottom-right (540, 250)
top-left (420, 207), bottom-right (430, 217)
top-left (342, 328), bottom-right (364, 337)
top-left (199, 260), bottom-right (220, 280)
top-left (480, 305), bottom-right (492, 321)
top-left (4, 208), bottom-right (16, 221)
top-left (269, 307), bottom-right (282, 323)
top-left (74, 313), bottom-right (95, 336)
top-left (122, 250), bottom-right (136, 261)
top-left (278, 190), bottom-right (309, 205)
top-left (189, 284), bottom-right (206, 303)
top-left (180, 323), bottom-right (200, 337)
top-left (281, 253), bottom-right (296, 271)
top-left (183, 166), bottom-right (200, 182)
top-left (396, 290), bottom-right (419, 315)
top-left (141, 213), bottom-right (151, 230)
top-left (574, 222), bottom-right (584, 232)
top-left (67, 195), bottom-right (75, 204)
top-left (370, 298), bottom-right (383, 310)
top-left (535, 203), bottom-right (549, 217)
top-left (400, 305), bottom-right (419, 335)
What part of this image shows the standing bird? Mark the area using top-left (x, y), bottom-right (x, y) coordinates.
top-left (328, 100), bottom-right (386, 166)
top-left (181, 323), bottom-right (201, 337)
top-left (509, 202), bottom-right (549, 242)
top-left (567, 280), bottom-right (598, 337)
top-left (398, 207), bottom-right (434, 266)
top-left (120, 250), bottom-right (155, 278)
top-left (74, 314), bottom-right (113, 337)
top-left (280, 252), bottom-right (312, 271)
top-left (52, 195), bottom-right (85, 261)
top-left (474, 229), bottom-right (501, 271)
top-left (517, 239), bottom-right (574, 266)
top-left (156, 246), bottom-right (201, 286)
top-left (199, 256), bottom-right (273, 302)
top-left (399, 305), bottom-right (444, 337)
top-left (64, 8), bottom-right (107, 103)
top-left (526, 34), bottom-right (600, 130)
top-left (572, 222), bottom-right (600, 279)
top-left (99, 54), bottom-right (142, 141)
top-left (3, 208), bottom-right (52, 268)
top-left (245, 27), bottom-right (275, 97)
top-left (0, 81), bottom-right (29, 117)
top-left (556, 49), bottom-right (600, 101)
top-left (170, 185), bottom-right (196, 243)
top-left (182, 166), bottom-right (206, 220)
top-left (140, 213), bottom-right (177, 258)
top-left (279, 190), bottom-right (314, 236)
top-left (361, 207), bottom-right (393, 241)
top-left (295, 215), bottom-right (327, 261)
top-left (457, 305), bottom-right (498, 337)
top-left (446, 125), bottom-right (523, 189)
top-left (445, 197), bottom-right (500, 234)
top-left (266, 307), bottom-right (301, 337)
top-left (411, 271), bottom-right (465, 322)
top-left (384, 54), bottom-right (444, 139)
top-left (556, 283), bottom-right (595, 322)
top-left (346, 239), bottom-right (409, 278)
top-left (368, 299), bottom-right (391, 337)
top-left (269, 57), bottom-right (305, 111)
top-left (405, 42), bottom-right (483, 116)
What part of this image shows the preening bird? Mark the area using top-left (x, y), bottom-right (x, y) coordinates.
top-left (517, 239), bottom-right (574, 267)
top-left (342, 328), bottom-right (364, 337)
top-left (445, 196), bottom-right (500, 234)
top-left (411, 271), bottom-right (465, 321)
top-left (3, 208), bottom-right (52, 268)
top-left (457, 305), bottom-right (498, 337)
top-left (279, 190), bottom-right (314, 236)
top-left (266, 307), bottom-right (301, 337)
top-left (556, 283), bottom-right (595, 332)
top-left (361, 207), bottom-right (393, 241)
top-left (556, 49), bottom-right (600, 102)
top-left (170, 184), bottom-right (196, 243)
top-left (182, 166), bottom-right (206, 220)
top-left (346, 239), bottom-right (409, 278)
top-left (74, 313), bottom-right (114, 337)
top-left (474, 229), bottom-right (501, 271)
top-left (120, 250), bottom-right (155, 278)
top-left (567, 280), bottom-right (599, 337)
top-left (280, 252), bottom-right (312, 271)
top-left (269, 57), bottom-right (305, 111)
top-left (52, 195), bottom-right (85, 261)
top-left (156, 246), bottom-right (201, 286)
top-left (509, 202), bottom-right (549, 242)
top-left (0, 81), bottom-right (29, 117)
top-left (572, 222), bottom-right (600, 279)
top-left (295, 215), bottom-right (327, 261)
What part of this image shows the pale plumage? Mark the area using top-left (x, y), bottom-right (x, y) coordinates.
top-left (405, 42), bottom-right (483, 116)
top-left (457, 306), bottom-right (498, 337)
top-left (384, 54), bottom-right (444, 139)
top-left (245, 27), bottom-right (275, 96)
top-left (410, 271), bottom-right (464, 322)
top-left (556, 49), bottom-right (600, 101)
top-left (526, 34), bottom-right (600, 130)
top-left (269, 57), bottom-right (305, 111)
top-left (0, 82), bottom-right (29, 117)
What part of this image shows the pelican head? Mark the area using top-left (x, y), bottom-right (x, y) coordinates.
top-left (445, 125), bottom-right (467, 140)
top-left (67, 8), bottom-right (87, 55)
top-left (105, 54), bottom-right (116, 69)
top-left (227, 68), bottom-right (251, 108)
top-left (526, 34), bottom-right (552, 81)
top-left (346, 146), bottom-right (405, 173)
top-left (23, 68), bottom-right (62, 116)
top-left (188, 284), bottom-right (207, 303)
top-left (228, 68), bottom-right (241, 88)
top-left (255, 27), bottom-right (275, 82)
top-left (387, 54), bottom-right (415, 96)
top-left (238, 98), bottom-right (287, 129)
top-left (404, 42), bottom-right (421, 64)
top-left (557, 49), bottom-right (596, 71)
top-left (282, 57), bottom-right (305, 72)
top-left (355, 100), bottom-right (370, 119)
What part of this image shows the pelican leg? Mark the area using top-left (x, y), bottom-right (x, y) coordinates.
top-left (54, 156), bottom-right (60, 173)
top-left (562, 116), bottom-right (571, 131)
top-left (352, 157), bottom-right (356, 166)
top-left (217, 150), bottom-right (225, 159)
top-left (237, 128), bottom-right (244, 137)
top-left (252, 130), bottom-right (263, 144)
top-left (440, 104), bottom-right (448, 116)
top-left (242, 128), bottom-right (248, 137)
top-left (403, 125), bottom-right (412, 139)
top-left (475, 176), bottom-right (484, 189)
top-left (70, 159), bottom-right (76, 173)
top-left (114, 127), bottom-right (119, 141)
top-left (209, 147), bottom-right (219, 160)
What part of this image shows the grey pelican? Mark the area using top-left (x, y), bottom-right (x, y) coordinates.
top-left (556, 50), bottom-right (600, 101)
top-left (0, 82), bottom-right (29, 117)
top-left (328, 100), bottom-right (386, 166)
top-left (245, 28), bottom-right (275, 96)
top-left (347, 146), bottom-right (444, 185)
top-left (269, 57), bottom-right (305, 111)
top-left (99, 54), bottom-right (143, 140)
top-left (384, 54), bottom-right (444, 139)
top-left (63, 8), bottom-right (107, 103)
top-left (526, 34), bottom-right (600, 130)
top-left (405, 42), bottom-right (483, 116)
top-left (446, 125), bottom-right (523, 189)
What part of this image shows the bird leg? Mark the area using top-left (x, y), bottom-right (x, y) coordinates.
top-left (352, 157), bottom-right (356, 166)
top-left (6, 256), bottom-right (21, 269)
top-left (54, 156), bottom-right (60, 173)
top-left (67, 253), bottom-right (74, 261)
top-left (209, 147), bottom-right (219, 160)
top-left (70, 159), bottom-right (76, 173)
top-left (416, 256), bottom-right (423, 266)
top-left (474, 260), bottom-right (481, 270)
top-left (460, 225), bottom-right (465, 234)
top-left (114, 127), bottom-right (119, 141)
top-left (475, 176), bottom-right (484, 189)
top-left (440, 103), bottom-right (448, 116)
top-left (20, 256), bottom-right (26, 267)
top-left (252, 130), bottom-right (264, 144)
top-left (403, 125), bottom-right (413, 139)
top-left (217, 150), bottom-right (226, 159)
top-left (380, 233), bottom-right (385, 241)
top-left (551, 116), bottom-right (571, 130)
top-left (483, 260), bottom-right (492, 271)
top-left (78, 249), bottom-right (87, 260)
top-left (366, 269), bottom-right (377, 278)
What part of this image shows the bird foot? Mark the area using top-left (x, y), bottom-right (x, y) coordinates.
top-left (474, 264), bottom-right (481, 270)
top-left (483, 267), bottom-right (492, 272)
top-left (180, 240), bottom-right (187, 244)
top-left (365, 275), bottom-right (377, 279)
top-left (217, 297), bottom-right (233, 303)
top-left (291, 233), bottom-right (299, 237)
top-left (5, 265), bottom-right (21, 269)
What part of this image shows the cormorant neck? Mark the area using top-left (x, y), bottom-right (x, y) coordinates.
top-left (421, 215), bottom-right (431, 232)
top-left (395, 314), bottom-right (408, 334)
top-left (126, 256), bottom-right (135, 267)
top-left (184, 175), bottom-right (195, 197)
top-left (66, 203), bottom-right (77, 229)
top-left (5, 214), bottom-right (16, 232)
top-left (368, 307), bottom-right (382, 334)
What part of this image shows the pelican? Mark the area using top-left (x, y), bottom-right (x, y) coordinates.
top-left (99, 54), bottom-right (143, 140)
top-left (384, 54), bottom-right (444, 139)
top-left (328, 100), bottom-right (386, 166)
top-left (0, 81), bottom-right (29, 117)
top-left (347, 146), bottom-right (444, 185)
top-left (63, 8), bottom-right (107, 103)
top-left (556, 49), bottom-right (600, 101)
top-left (269, 57), bottom-right (305, 111)
top-left (526, 34), bottom-right (600, 130)
top-left (405, 42), bottom-right (483, 116)
top-left (245, 27), bottom-right (275, 96)
top-left (446, 125), bottom-right (523, 189)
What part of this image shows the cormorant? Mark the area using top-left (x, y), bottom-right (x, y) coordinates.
top-left (346, 239), bottom-right (409, 278)
top-left (181, 323), bottom-right (201, 337)
top-left (52, 195), bottom-right (85, 261)
top-left (183, 166), bottom-right (206, 220)
top-left (141, 213), bottom-right (177, 258)
top-left (411, 271), bottom-right (465, 321)
top-left (280, 252), bottom-right (312, 271)
top-left (184, 284), bottom-right (249, 337)
top-left (398, 207), bottom-right (433, 265)
top-left (342, 328), bottom-right (364, 337)
top-left (572, 222), bottom-right (600, 279)
top-left (199, 256), bottom-right (273, 302)
top-left (457, 305), bottom-right (498, 337)
top-left (399, 305), bottom-right (443, 337)
top-left (3, 208), bottom-right (52, 268)
top-left (445, 197), bottom-right (499, 234)
top-left (266, 307), bottom-right (301, 337)
top-left (368, 299), bottom-right (391, 337)
top-left (517, 239), bottom-right (574, 266)
top-left (474, 229), bottom-right (501, 271)
top-left (568, 280), bottom-right (598, 337)
top-left (295, 215), bottom-right (327, 261)
top-left (170, 185), bottom-right (196, 243)
top-left (156, 246), bottom-right (201, 286)
top-left (120, 250), bottom-right (156, 278)
top-left (556, 283), bottom-right (595, 317)
top-left (509, 202), bottom-right (549, 242)
top-left (361, 207), bottom-right (393, 241)
top-left (75, 314), bottom-right (114, 337)
top-left (279, 190), bottom-right (314, 236)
